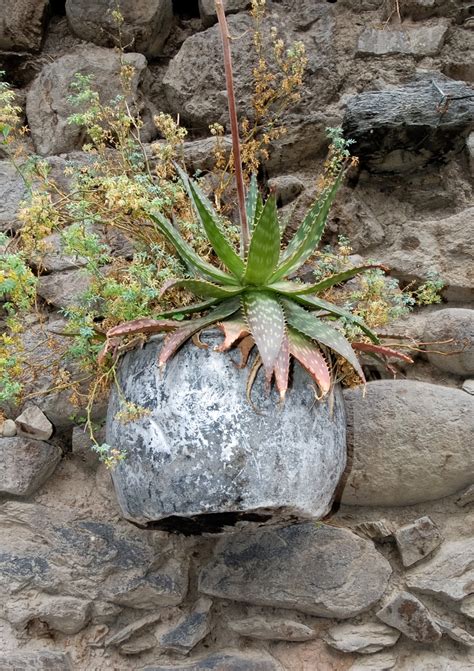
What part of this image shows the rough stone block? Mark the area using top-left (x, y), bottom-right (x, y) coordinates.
top-left (325, 621), bottom-right (400, 654)
top-left (15, 404), bottom-right (53, 440)
top-left (357, 23), bottom-right (448, 56)
top-left (0, 0), bottom-right (49, 52)
top-left (394, 516), bottom-right (443, 567)
top-left (0, 437), bottom-right (61, 497)
top-left (376, 591), bottom-right (442, 642)
top-left (424, 308), bottom-right (474, 376)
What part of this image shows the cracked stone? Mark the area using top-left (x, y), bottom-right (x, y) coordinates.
top-left (325, 621), bottom-right (400, 654)
top-left (15, 404), bottom-right (53, 441)
top-left (228, 616), bottom-right (315, 641)
top-left (394, 516), bottom-right (443, 567)
top-left (406, 538), bottom-right (474, 603)
top-left (0, 437), bottom-right (62, 497)
top-left (199, 522), bottom-right (391, 618)
top-left (158, 597), bottom-right (212, 654)
top-left (376, 591), bottom-right (442, 643)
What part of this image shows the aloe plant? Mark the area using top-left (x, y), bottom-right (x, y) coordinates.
top-left (102, 2), bottom-right (412, 400)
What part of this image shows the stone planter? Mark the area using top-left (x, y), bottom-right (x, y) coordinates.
top-left (106, 331), bottom-right (346, 532)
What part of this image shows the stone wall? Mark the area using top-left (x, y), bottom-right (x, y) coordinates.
top-left (0, 0), bottom-right (473, 669)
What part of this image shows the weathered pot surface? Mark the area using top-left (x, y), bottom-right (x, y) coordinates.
top-left (106, 331), bottom-right (346, 533)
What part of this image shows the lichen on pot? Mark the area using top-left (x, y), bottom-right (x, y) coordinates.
top-left (106, 331), bottom-right (346, 533)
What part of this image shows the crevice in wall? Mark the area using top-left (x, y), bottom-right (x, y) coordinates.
top-left (172, 0), bottom-right (200, 20)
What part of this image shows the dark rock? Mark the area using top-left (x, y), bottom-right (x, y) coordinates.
top-left (198, 522), bottom-right (391, 618)
top-left (143, 652), bottom-right (282, 671)
top-left (26, 46), bottom-right (150, 156)
top-left (376, 591), bottom-right (442, 642)
top-left (0, 501), bottom-right (188, 612)
top-left (158, 597), bottom-right (212, 654)
top-left (343, 78), bottom-right (474, 172)
top-left (65, 0), bottom-right (173, 58)
top-left (107, 333), bottom-right (346, 528)
top-left (394, 516), bottom-right (443, 567)
top-left (0, 161), bottom-right (29, 232)
top-left (342, 381), bottom-right (474, 506)
top-left (0, 0), bottom-right (49, 52)
top-left (0, 437), bottom-right (61, 497)
top-left (37, 269), bottom-right (93, 309)
top-left (0, 652), bottom-right (73, 670)
top-left (267, 175), bottom-right (305, 206)
top-left (423, 308), bottom-right (474, 376)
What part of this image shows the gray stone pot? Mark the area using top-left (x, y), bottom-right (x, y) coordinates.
top-left (106, 331), bottom-right (346, 532)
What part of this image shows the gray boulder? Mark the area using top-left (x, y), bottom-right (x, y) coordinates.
top-left (198, 522), bottom-right (392, 618)
top-left (342, 381), bottom-right (474, 506)
top-left (15, 404), bottom-right (53, 440)
top-left (37, 268), bottom-right (93, 309)
top-left (343, 78), bottom-right (474, 172)
top-left (0, 161), bottom-right (29, 232)
top-left (0, 0), bottom-right (49, 52)
top-left (357, 22), bottom-right (448, 56)
top-left (423, 308), bottom-right (474, 376)
top-left (0, 437), bottom-right (61, 497)
top-left (199, 0), bottom-right (251, 27)
top-left (65, 0), bottom-right (173, 58)
top-left (26, 45), bottom-right (149, 156)
top-left (325, 622), bottom-right (400, 654)
top-left (107, 333), bottom-right (346, 529)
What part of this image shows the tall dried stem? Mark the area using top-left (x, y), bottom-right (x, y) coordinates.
top-left (215, 0), bottom-right (249, 257)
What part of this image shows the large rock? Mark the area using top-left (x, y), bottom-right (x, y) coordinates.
top-left (0, 437), bottom-right (61, 497)
top-left (0, 0), bottom-right (49, 52)
top-left (107, 333), bottom-right (347, 529)
top-left (37, 268), bottom-right (93, 309)
top-left (26, 45), bottom-right (149, 156)
top-left (325, 622), bottom-right (400, 654)
top-left (406, 538), bottom-right (474, 603)
top-left (376, 592), bottom-right (442, 643)
top-left (357, 22), bottom-right (448, 56)
top-left (0, 501), bottom-right (188, 616)
top-left (342, 381), bottom-right (474, 506)
top-left (6, 594), bottom-right (92, 634)
top-left (423, 308), bottom-right (474, 376)
top-left (65, 0), bottom-right (173, 58)
top-left (198, 522), bottom-right (392, 618)
top-left (15, 404), bottom-right (53, 440)
top-left (343, 78), bottom-right (474, 172)
top-left (199, 0), bottom-right (251, 27)
top-left (0, 161), bottom-right (29, 232)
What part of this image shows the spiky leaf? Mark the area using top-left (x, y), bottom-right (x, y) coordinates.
top-left (243, 291), bottom-right (285, 376)
top-left (288, 328), bottom-right (330, 396)
top-left (244, 195), bottom-right (280, 285)
top-left (236, 334), bottom-right (255, 368)
top-left (352, 342), bottom-right (414, 363)
top-left (160, 278), bottom-right (243, 299)
top-left (159, 298), bottom-right (240, 366)
top-left (216, 317), bottom-right (249, 352)
top-left (270, 265), bottom-right (386, 296)
top-left (282, 298), bottom-right (365, 382)
top-left (157, 299), bottom-right (219, 318)
top-left (246, 174), bottom-right (259, 231)
top-left (106, 318), bottom-right (177, 338)
top-left (175, 164), bottom-right (245, 278)
top-left (149, 211), bottom-right (237, 286)
top-left (273, 333), bottom-right (290, 401)
top-left (270, 174), bottom-right (343, 282)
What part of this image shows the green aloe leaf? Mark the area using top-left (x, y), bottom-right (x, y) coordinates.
top-left (243, 291), bottom-right (285, 376)
top-left (156, 298), bottom-right (219, 318)
top-left (270, 264), bottom-right (385, 296)
top-left (282, 298), bottom-right (365, 382)
top-left (273, 333), bottom-right (290, 401)
top-left (159, 298), bottom-right (241, 366)
top-left (246, 174), bottom-right (258, 232)
top-left (271, 285), bottom-right (378, 343)
top-left (175, 164), bottom-right (245, 279)
top-left (288, 328), bottom-right (330, 396)
top-left (148, 211), bottom-right (238, 286)
top-left (244, 195), bottom-right (280, 285)
top-left (160, 278), bottom-right (243, 299)
top-left (270, 173), bottom-right (343, 282)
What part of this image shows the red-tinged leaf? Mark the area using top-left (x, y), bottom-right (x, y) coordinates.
top-left (243, 291), bottom-right (285, 377)
top-left (106, 318), bottom-right (177, 339)
top-left (97, 336), bottom-right (120, 366)
top-left (236, 335), bottom-right (255, 368)
top-left (216, 318), bottom-right (250, 352)
top-left (352, 342), bottom-right (414, 363)
top-left (159, 298), bottom-right (240, 366)
top-left (288, 328), bottom-right (331, 396)
top-left (273, 332), bottom-right (290, 401)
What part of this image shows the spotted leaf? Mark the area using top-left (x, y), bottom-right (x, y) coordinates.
top-left (243, 291), bottom-right (285, 376)
top-left (273, 332), bottom-right (290, 401)
top-left (244, 195), bottom-right (280, 285)
top-left (288, 328), bottom-right (331, 396)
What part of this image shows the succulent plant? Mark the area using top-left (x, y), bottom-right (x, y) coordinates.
top-left (103, 159), bottom-right (412, 401)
